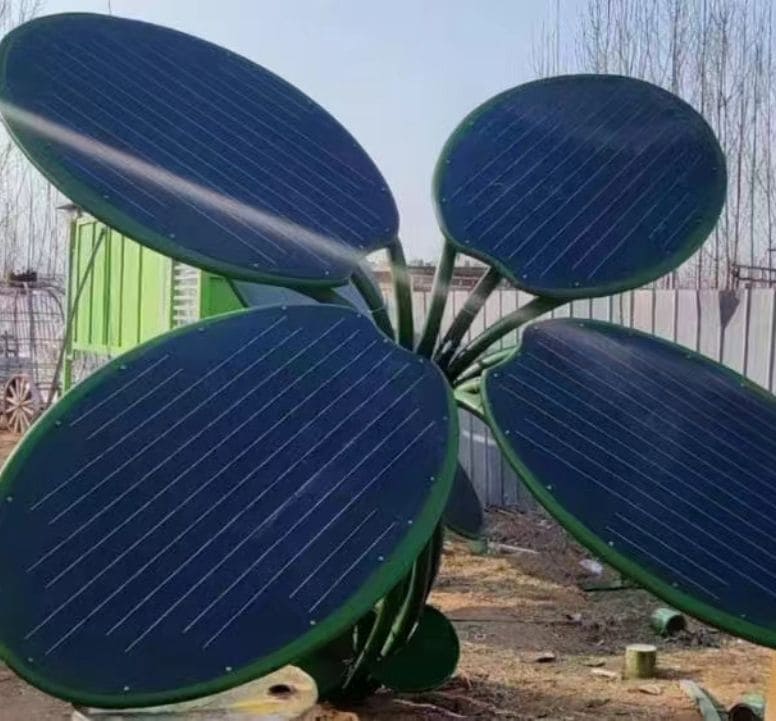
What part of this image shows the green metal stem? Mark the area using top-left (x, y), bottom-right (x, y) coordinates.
top-left (446, 296), bottom-right (563, 381)
top-left (453, 346), bottom-right (516, 386)
top-left (454, 388), bottom-right (486, 421)
top-left (388, 242), bottom-right (414, 349)
top-left (415, 243), bottom-right (456, 358)
top-left (381, 528), bottom-right (439, 657)
top-left (455, 377), bottom-right (481, 395)
top-left (61, 219), bottom-right (77, 394)
top-left (342, 575), bottom-right (410, 693)
top-left (52, 227), bottom-right (109, 405)
top-left (435, 267), bottom-right (502, 369)
top-left (350, 264), bottom-right (395, 339)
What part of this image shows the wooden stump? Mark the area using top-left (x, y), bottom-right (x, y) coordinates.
top-left (623, 644), bottom-right (657, 680)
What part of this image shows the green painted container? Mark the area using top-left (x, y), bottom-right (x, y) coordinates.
top-left (64, 215), bottom-right (242, 390)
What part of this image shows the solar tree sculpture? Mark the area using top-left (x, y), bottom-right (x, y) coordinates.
top-left (0, 11), bottom-right (770, 716)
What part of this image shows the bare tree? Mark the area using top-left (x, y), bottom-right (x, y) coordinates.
top-left (534, 0), bottom-right (776, 289)
top-left (0, 0), bottom-right (66, 279)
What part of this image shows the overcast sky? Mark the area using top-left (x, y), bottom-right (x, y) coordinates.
top-left (42, 0), bottom-right (583, 261)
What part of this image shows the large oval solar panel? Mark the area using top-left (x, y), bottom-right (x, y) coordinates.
top-left (434, 76), bottom-right (726, 298)
top-left (0, 14), bottom-right (399, 286)
top-left (483, 319), bottom-right (776, 647)
top-left (0, 305), bottom-right (456, 706)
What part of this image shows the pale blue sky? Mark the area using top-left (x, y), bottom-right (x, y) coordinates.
top-left (42, 0), bottom-right (581, 260)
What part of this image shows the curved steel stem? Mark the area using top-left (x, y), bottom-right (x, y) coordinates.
top-left (52, 226), bottom-right (109, 406)
top-left (446, 296), bottom-right (563, 381)
top-left (388, 242), bottom-right (414, 349)
top-left (350, 264), bottom-right (395, 339)
top-left (415, 243), bottom-right (456, 358)
top-left (435, 267), bottom-right (502, 369)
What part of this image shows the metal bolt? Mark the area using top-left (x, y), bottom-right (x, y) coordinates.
top-left (123, 686), bottom-right (130, 692)
top-left (309, 619), bottom-right (317, 626)
top-left (5, 496), bottom-right (12, 503)
top-left (407, 519), bottom-right (413, 526)
top-left (55, 420), bottom-right (62, 427)
top-left (608, 541), bottom-right (614, 547)
top-left (429, 476), bottom-right (435, 482)
top-left (120, 364), bottom-right (127, 371)
top-left (225, 665), bottom-right (233, 672)
top-left (377, 555), bottom-right (384, 562)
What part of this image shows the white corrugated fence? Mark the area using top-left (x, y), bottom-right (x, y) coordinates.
top-left (409, 288), bottom-right (776, 508)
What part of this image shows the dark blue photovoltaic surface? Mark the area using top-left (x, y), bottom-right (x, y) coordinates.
top-left (442, 465), bottom-right (483, 539)
top-left (232, 276), bottom-right (373, 316)
top-left (0, 306), bottom-right (453, 703)
top-left (0, 14), bottom-right (398, 285)
top-left (435, 76), bottom-right (726, 298)
top-left (484, 319), bottom-right (776, 645)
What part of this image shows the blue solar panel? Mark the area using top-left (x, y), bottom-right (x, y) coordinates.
top-left (232, 277), bottom-right (373, 317)
top-left (0, 14), bottom-right (399, 285)
top-left (442, 465), bottom-right (483, 539)
top-left (435, 76), bottom-right (726, 298)
top-left (483, 319), bottom-right (776, 646)
top-left (0, 305), bottom-right (455, 705)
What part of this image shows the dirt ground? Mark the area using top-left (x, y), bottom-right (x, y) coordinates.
top-left (0, 431), bottom-right (769, 721)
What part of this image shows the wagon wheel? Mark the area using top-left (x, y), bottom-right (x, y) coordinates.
top-left (4, 374), bottom-right (42, 434)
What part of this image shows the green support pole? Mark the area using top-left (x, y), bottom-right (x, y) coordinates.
top-left (453, 346), bottom-right (516, 386)
top-left (415, 243), bottom-right (456, 358)
top-left (388, 242), bottom-right (414, 349)
top-left (445, 296), bottom-right (563, 382)
top-left (435, 267), bottom-right (502, 369)
top-left (349, 265), bottom-right (395, 340)
top-left (51, 226), bottom-right (109, 404)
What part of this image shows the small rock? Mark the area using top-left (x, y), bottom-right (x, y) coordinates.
top-left (636, 684), bottom-right (663, 696)
top-left (591, 669), bottom-right (619, 680)
top-left (583, 659), bottom-right (606, 667)
top-left (534, 652), bottom-right (557, 663)
top-left (586, 698), bottom-right (610, 708)
top-left (580, 558), bottom-right (604, 575)
top-left (565, 612), bottom-right (583, 624)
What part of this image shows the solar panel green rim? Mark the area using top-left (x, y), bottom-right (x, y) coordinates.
top-left (0, 306), bottom-right (459, 708)
top-left (432, 74), bottom-right (726, 300)
top-left (481, 323), bottom-right (776, 649)
top-left (0, 12), bottom-right (398, 288)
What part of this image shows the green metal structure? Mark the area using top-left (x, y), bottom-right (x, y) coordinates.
top-left (64, 215), bottom-right (242, 391)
